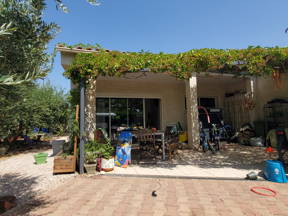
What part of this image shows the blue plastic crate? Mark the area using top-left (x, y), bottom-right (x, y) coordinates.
top-left (264, 160), bottom-right (287, 183)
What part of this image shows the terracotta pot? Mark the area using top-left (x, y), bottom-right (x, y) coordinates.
top-left (96, 158), bottom-right (102, 172)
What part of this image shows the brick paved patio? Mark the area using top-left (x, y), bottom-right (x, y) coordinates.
top-left (6, 175), bottom-right (288, 216)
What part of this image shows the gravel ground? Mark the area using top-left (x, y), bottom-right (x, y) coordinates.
top-left (0, 147), bottom-right (76, 205)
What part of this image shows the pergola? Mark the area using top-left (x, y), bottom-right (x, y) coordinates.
top-left (57, 45), bottom-right (288, 173)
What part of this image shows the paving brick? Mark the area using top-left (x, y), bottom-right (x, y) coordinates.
top-left (9, 176), bottom-right (288, 216)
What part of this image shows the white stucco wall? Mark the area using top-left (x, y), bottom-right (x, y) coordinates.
top-left (254, 74), bottom-right (288, 121)
top-left (197, 76), bottom-right (247, 109)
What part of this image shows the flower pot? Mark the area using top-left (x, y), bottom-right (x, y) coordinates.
top-left (34, 152), bottom-right (48, 164)
top-left (101, 157), bottom-right (114, 172)
top-left (0, 145), bottom-right (9, 156)
top-left (96, 158), bottom-right (102, 172)
top-left (53, 155), bottom-right (76, 174)
top-left (84, 163), bottom-right (96, 174)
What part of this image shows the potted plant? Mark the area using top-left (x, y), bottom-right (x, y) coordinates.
top-left (101, 144), bottom-right (114, 172)
top-left (84, 151), bottom-right (97, 174)
top-left (0, 143), bottom-right (9, 156)
top-left (84, 140), bottom-right (98, 174)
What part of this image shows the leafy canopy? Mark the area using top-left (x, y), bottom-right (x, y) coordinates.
top-left (63, 46), bottom-right (288, 83)
top-left (0, 0), bottom-right (59, 85)
top-left (0, 82), bottom-right (69, 139)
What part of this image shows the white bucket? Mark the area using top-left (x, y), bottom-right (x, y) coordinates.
top-left (101, 157), bottom-right (114, 172)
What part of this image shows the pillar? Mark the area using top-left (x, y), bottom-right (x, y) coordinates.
top-left (185, 74), bottom-right (200, 149)
top-left (245, 77), bottom-right (256, 126)
top-left (85, 78), bottom-right (97, 140)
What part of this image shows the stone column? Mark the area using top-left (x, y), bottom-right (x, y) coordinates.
top-left (85, 78), bottom-right (97, 140)
top-left (245, 77), bottom-right (256, 126)
top-left (185, 74), bottom-right (200, 149)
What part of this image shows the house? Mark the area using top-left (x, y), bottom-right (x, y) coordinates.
top-left (57, 45), bottom-right (288, 148)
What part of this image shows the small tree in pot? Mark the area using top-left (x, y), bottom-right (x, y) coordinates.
top-left (84, 140), bottom-right (98, 174)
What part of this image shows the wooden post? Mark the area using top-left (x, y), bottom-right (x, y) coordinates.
top-left (73, 105), bottom-right (79, 157)
top-left (52, 105), bottom-right (79, 174)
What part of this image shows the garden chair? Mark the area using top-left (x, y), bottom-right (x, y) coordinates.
top-left (153, 125), bottom-right (180, 160)
top-left (136, 129), bottom-right (158, 156)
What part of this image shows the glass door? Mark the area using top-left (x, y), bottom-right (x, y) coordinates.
top-left (111, 98), bottom-right (128, 139)
top-left (96, 97), bottom-right (161, 138)
top-left (128, 98), bottom-right (144, 128)
top-left (96, 98), bottom-right (110, 136)
top-left (145, 99), bottom-right (160, 130)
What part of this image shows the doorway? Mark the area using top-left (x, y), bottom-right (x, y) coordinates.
top-left (96, 97), bottom-right (161, 138)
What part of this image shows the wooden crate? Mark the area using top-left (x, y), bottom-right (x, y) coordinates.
top-left (53, 155), bottom-right (76, 174)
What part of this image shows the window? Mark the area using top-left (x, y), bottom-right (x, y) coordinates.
top-left (96, 98), bottom-right (160, 138)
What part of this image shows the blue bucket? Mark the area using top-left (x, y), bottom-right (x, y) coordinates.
top-left (264, 160), bottom-right (287, 183)
top-left (118, 131), bottom-right (133, 143)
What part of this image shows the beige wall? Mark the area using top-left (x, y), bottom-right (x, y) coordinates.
top-left (95, 75), bottom-right (249, 132)
top-left (96, 74), bottom-right (186, 130)
top-left (197, 76), bottom-right (247, 109)
top-left (254, 74), bottom-right (288, 121)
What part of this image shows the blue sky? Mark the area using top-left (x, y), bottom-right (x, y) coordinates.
top-left (43, 0), bottom-right (288, 91)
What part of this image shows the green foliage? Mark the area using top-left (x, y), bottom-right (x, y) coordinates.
top-left (55, 0), bottom-right (100, 13)
top-left (0, 83), bottom-right (69, 139)
top-left (85, 140), bottom-right (114, 162)
top-left (0, 22), bottom-right (15, 37)
top-left (0, 0), bottom-right (59, 85)
top-left (64, 46), bottom-right (288, 83)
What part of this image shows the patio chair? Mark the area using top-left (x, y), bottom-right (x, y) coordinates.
top-left (136, 129), bottom-right (159, 157)
top-left (153, 125), bottom-right (180, 160)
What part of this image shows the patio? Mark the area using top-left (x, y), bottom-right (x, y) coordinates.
top-left (12, 175), bottom-right (288, 216)
top-left (104, 143), bottom-right (279, 179)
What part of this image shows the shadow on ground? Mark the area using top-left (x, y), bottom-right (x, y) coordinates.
top-left (0, 173), bottom-right (52, 215)
top-left (134, 143), bottom-right (282, 171)
top-left (0, 141), bottom-right (51, 160)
